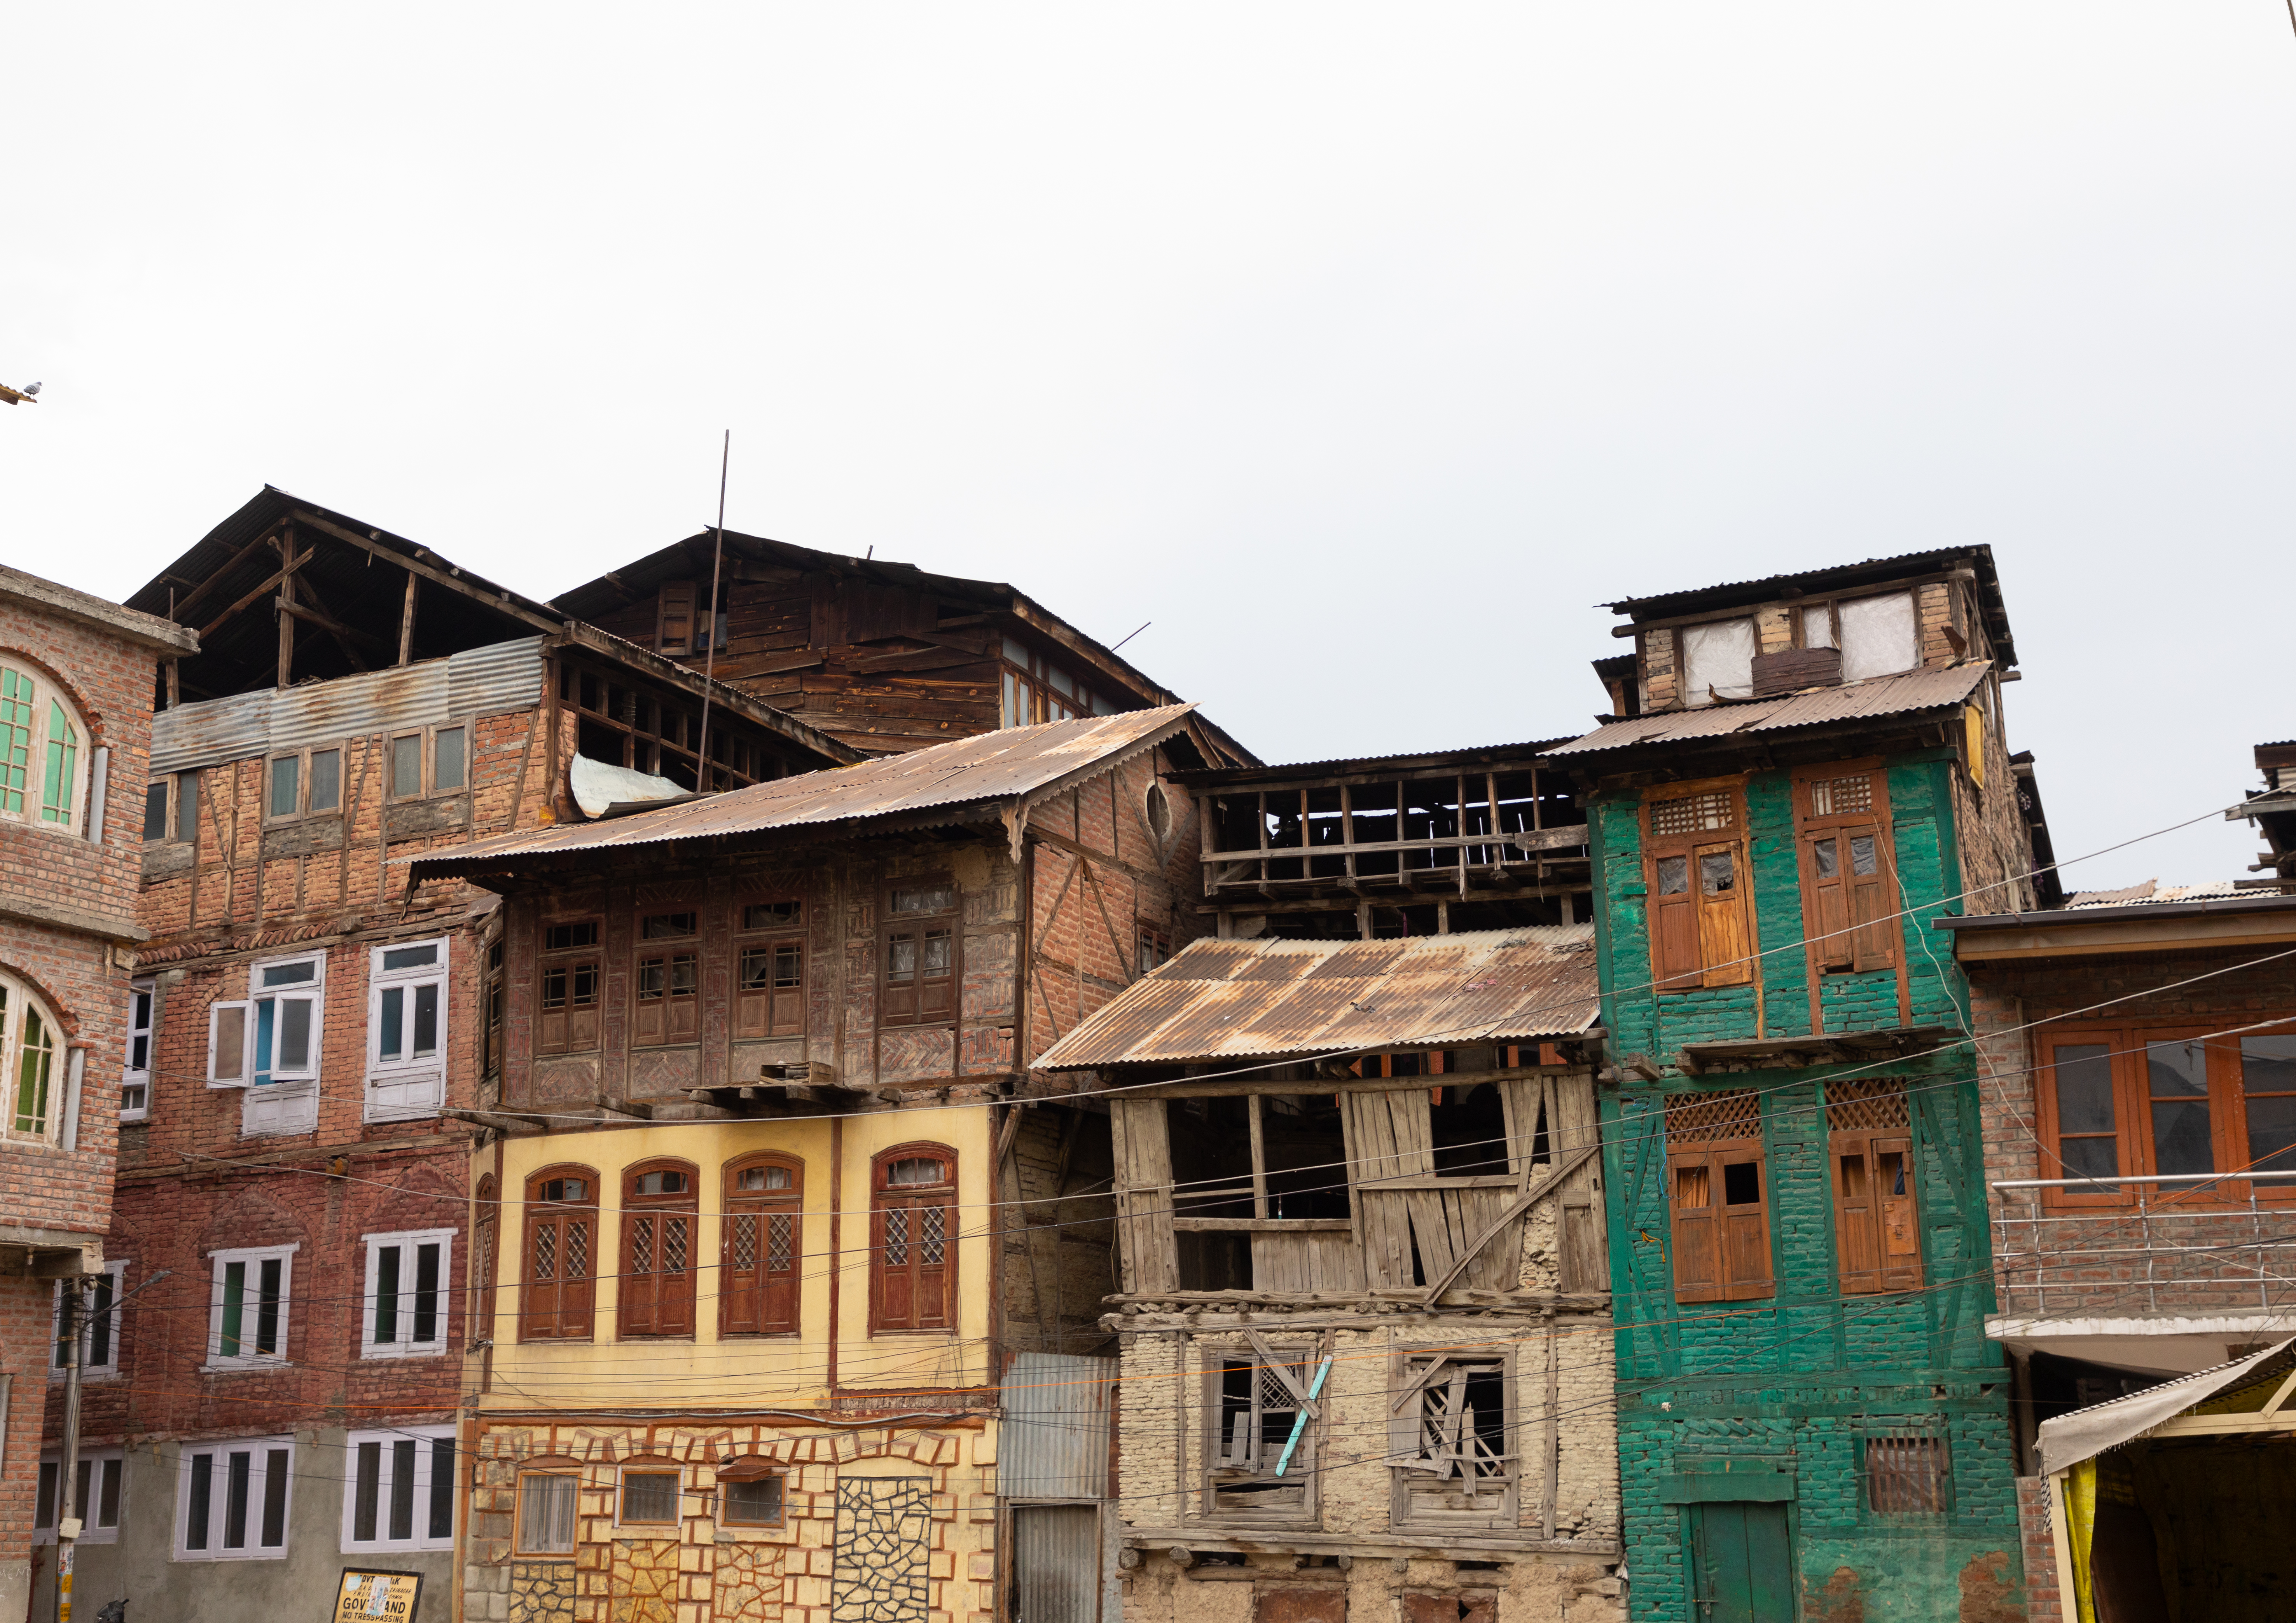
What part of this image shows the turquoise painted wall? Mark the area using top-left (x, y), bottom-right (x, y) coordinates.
top-left (1591, 754), bottom-right (2023, 1621)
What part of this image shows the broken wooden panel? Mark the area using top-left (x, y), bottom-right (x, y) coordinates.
top-left (1110, 1098), bottom-right (1178, 1294)
top-left (1388, 1351), bottom-right (1517, 1531)
top-left (1248, 1229), bottom-right (1366, 1293)
top-left (1204, 1340), bottom-right (1322, 1520)
top-left (1257, 1590), bottom-right (1346, 1623)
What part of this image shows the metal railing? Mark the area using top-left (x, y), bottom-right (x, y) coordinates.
top-left (1989, 1171), bottom-right (2296, 1318)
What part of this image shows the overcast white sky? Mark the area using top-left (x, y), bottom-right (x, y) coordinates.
top-left (5, 5), bottom-right (2288, 889)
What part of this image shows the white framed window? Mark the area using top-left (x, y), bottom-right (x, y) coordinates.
top-left (341, 1426), bottom-right (456, 1553)
top-left (122, 981), bottom-right (154, 1121)
top-left (362, 1230), bottom-right (453, 1358)
top-left (365, 938), bottom-right (447, 1122)
top-left (35, 1450), bottom-right (124, 1544)
top-left (0, 657), bottom-right (90, 835)
top-left (175, 1436), bottom-right (293, 1560)
top-left (0, 971), bottom-right (65, 1145)
top-left (204, 1244), bottom-right (297, 1370)
top-left (210, 952), bottom-right (325, 1138)
top-left (52, 1260), bottom-right (128, 1380)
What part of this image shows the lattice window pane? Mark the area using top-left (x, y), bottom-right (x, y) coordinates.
top-left (631, 1217), bottom-right (654, 1274)
top-left (1828, 1080), bottom-right (1911, 1133)
top-left (532, 1227), bottom-right (555, 1282)
top-left (921, 1205), bottom-right (946, 1264)
top-left (663, 1218), bottom-right (687, 1276)
top-left (565, 1222), bottom-right (588, 1279)
top-left (767, 1213), bottom-right (794, 1272)
top-left (1651, 791), bottom-right (1736, 838)
top-left (1665, 1089), bottom-right (1763, 1146)
top-left (1811, 775), bottom-right (1875, 817)
top-left (730, 1215), bottom-right (758, 1270)
top-left (884, 1209), bottom-right (908, 1266)
top-left (1257, 1363), bottom-right (1302, 1416)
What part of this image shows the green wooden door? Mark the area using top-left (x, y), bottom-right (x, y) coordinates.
top-left (1690, 1502), bottom-right (1794, 1622)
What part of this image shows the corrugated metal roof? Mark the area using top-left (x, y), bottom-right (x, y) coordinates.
top-left (1033, 925), bottom-right (1599, 1070)
top-left (1540, 662), bottom-right (1991, 759)
top-left (1168, 734), bottom-right (1576, 786)
top-left (1601, 547), bottom-right (1991, 610)
top-left (2063, 879), bottom-right (2253, 910)
top-left (447, 635), bottom-right (547, 718)
top-left (401, 704), bottom-right (1197, 873)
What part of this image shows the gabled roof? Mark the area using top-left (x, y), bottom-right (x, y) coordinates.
top-left (1541, 661), bottom-right (1991, 760)
top-left (1033, 925), bottom-right (1600, 1071)
top-left (401, 704), bottom-right (1198, 879)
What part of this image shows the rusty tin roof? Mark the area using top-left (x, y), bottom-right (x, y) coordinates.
top-left (1540, 662), bottom-right (1991, 760)
top-left (1034, 925), bottom-right (1600, 1070)
top-left (402, 704), bottom-right (1197, 876)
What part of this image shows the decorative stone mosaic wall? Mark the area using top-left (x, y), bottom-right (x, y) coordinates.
top-left (830, 1478), bottom-right (932, 1623)
top-left (463, 1418), bottom-right (996, 1623)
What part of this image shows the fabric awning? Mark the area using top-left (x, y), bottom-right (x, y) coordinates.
top-left (2037, 1336), bottom-right (2296, 1476)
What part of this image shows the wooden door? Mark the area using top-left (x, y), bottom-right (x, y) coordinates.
top-left (1691, 1502), bottom-right (1794, 1623)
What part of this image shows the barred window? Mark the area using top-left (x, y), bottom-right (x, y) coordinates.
top-left (1865, 1430), bottom-right (1948, 1514)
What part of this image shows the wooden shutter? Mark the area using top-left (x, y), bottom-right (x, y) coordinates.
top-left (1833, 1134), bottom-right (1882, 1290)
top-left (1650, 857), bottom-right (1702, 990)
top-left (620, 1192), bottom-right (697, 1338)
top-left (1716, 1148), bottom-right (1772, 1297)
top-left (874, 1191), bottom-right (954, 1330)
top-left (1805, 835), bottom-right (1853, 971)
top-left (1845, 829), bottom-right (1895, 971)
top-left (657, 580), bottom-right (695, 654)
top-left (1693, 841), bottom-right (1753, 988)
top-left (1667, 1153), bottom-right (1719, 1300)
top-left (1828, 1082), bottom-right (1919, 1293)
top-left (522, 1209), bottom-right (594, 1340)
top-left (883, 929), bottom-right (919, 1024)
top-left (723, 1163), bottom-right (802, 1337)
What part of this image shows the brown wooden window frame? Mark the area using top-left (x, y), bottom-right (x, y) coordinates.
top-left (514, 1463), bottom-right (580, 1555)
top-left (1793, 762), bottom-right (1898, 976)
top-left (481, 929), bottom-right (506, 1082)
top-left (1663, 1089), bottom-right (1774, 1303)
top-left (470, 1174), bottom-right (500, 1350)
top-left (1387, 1349), bottom-right (1516, 1532)
top-left (1863, 1426), bottom-right (1951, 1517)
top-left (870, 1142), bottom-right (958, 1334)
top-left (536, 919), bottom-right (603, 1056)
top-left (2036, 1018), bottom-right (2296, 1210)
top-left (721, 1153), bottom-right (803, 1338)
top-left (880, 879), bottom-right (959, 1030)
top-left (1826, 1080), bottom-right (1922, 1294)
top-left (519, 1165), bottom-right (598, 1343)
top-left (735, 897), bottom-right (807, 1041)
top-left (1643, 779), bottom-right (1754, 993)
top-left (616, 1461), bottom-right (683, 1528)
top-left (617, 1158), bottom-right (699, 1339)
top-left (715, 1458), bottom-right (786, 1529)
top-left (1202, 1337), bottom-right (1322, 1523)
top-left (632, 908), bottom-right (701, 1049)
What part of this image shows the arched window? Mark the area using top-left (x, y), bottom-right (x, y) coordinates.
top-left (519, 1167), bottom-right (597, 1342)
top-left (1, 973), bottom-right (63, 1145)
top-left (871, 1144), bottom-right (957, 1333)
top-left (470, 1175), bottom-right (500, 1350)
top-left (618, 1160), bottom-right (697, 1338)
top-left (722, 1155), bottom-right (802, 1337)
top-left (0, 660), bottom-right (88, 834)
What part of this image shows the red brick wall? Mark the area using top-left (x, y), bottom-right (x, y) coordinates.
top-left (2016, 1475), bottom-right (2064, 1621)
top-left (0, 590), bottom-right (170, 1613)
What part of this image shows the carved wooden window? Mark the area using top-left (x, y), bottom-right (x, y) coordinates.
top-left (1827, 1081), bottom-right (1921, 1293)
top-left (1664, 1090), bottom-right (1773, 1302)
top-left (536, 920), bottom-right (601, 1056)
top-left (881, 880), bottom-right (958, 1028)
top-left (520, 1167), bottom-right (596, 1342)
top-left (1206, 1339), bottom-right (1321, 1518)
top-left (736, 898), bottom-right (806, 1040)
top-left (634, 910), bottom-right (701, 1047)
top-left (871, 1145), bottom-right (956, 1332)
top-left (1796, 766), bottom-right (1896, 974)
top-left (722, 1155), bottom-right (802, 1337)
top-left (618, 1161), bottom-right (698, 1338)
top-left (1388, 1352), bottom-right (1513, 1529)
top-left (1644, 784), bottom-right (1752, 991)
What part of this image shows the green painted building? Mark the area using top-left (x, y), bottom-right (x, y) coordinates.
top-left (1544, 551), bottom-right (2051, 1622)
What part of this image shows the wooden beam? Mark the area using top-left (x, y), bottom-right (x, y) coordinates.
top-left (277, 597), bottom-right (385, 651)
top-left (199, 547), bottom-right (314, 640)
top-left (287, 508), bottom-right (563, 636)
top-left (285, 570), bottom-right (373, 672)
top-left (398, 571), bottom-right (418, 665)
top-left (165, 518), bottom-right (291, 626)
top-left (276, 563), bottom-right (297, 688)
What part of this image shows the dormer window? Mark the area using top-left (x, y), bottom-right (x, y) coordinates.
top-left (1681, 619), bottom-right (1756, 707)
top-left (1676, 588), bottom-right (1923, 708)
top-left (1816, 592), bottom-right (1918, 684)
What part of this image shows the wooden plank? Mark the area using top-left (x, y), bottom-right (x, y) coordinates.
top-left (165, 518), bottom-right (291, 627)
top-left (199, 547), bottom-right (313, 640)
top-left (1140, 1065), bottom-right (1591, 1099)
top-left (1415, 1141), bottom-right (1603, 1304)
top-left (1200, 824), bottom-right (1587, 865)
top-left (287, 509), bottom-right (563, 633)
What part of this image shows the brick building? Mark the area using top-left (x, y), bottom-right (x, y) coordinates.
top-left (1936, 748), bottom-right (2296, 1621)
top-left (398, 705), bottom-right (1236, 1623)
top-left (1544, 551), bottom-right (2043, 1621)
top-left (0, 564), bottom-right (194, 1622)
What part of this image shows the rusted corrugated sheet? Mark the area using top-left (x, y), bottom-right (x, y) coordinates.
top-left (447, 635), bottom-right (547, 718)
top-left (1034, 926), bottom-right (1599, 1070)
top-left (149, 690), bottom-right (271, 776)
top-left (1001, 1352), bottom-right (1114, 1499)
top-left (1540, 662), bottom-right (1990, 759)
top-left (400, 705), bottom-right (1197, 873)
top-left (149, 637), bottom-right (547, 770)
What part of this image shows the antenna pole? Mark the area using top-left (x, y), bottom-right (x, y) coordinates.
top-left (695, 430), bottom-right (730, 789)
